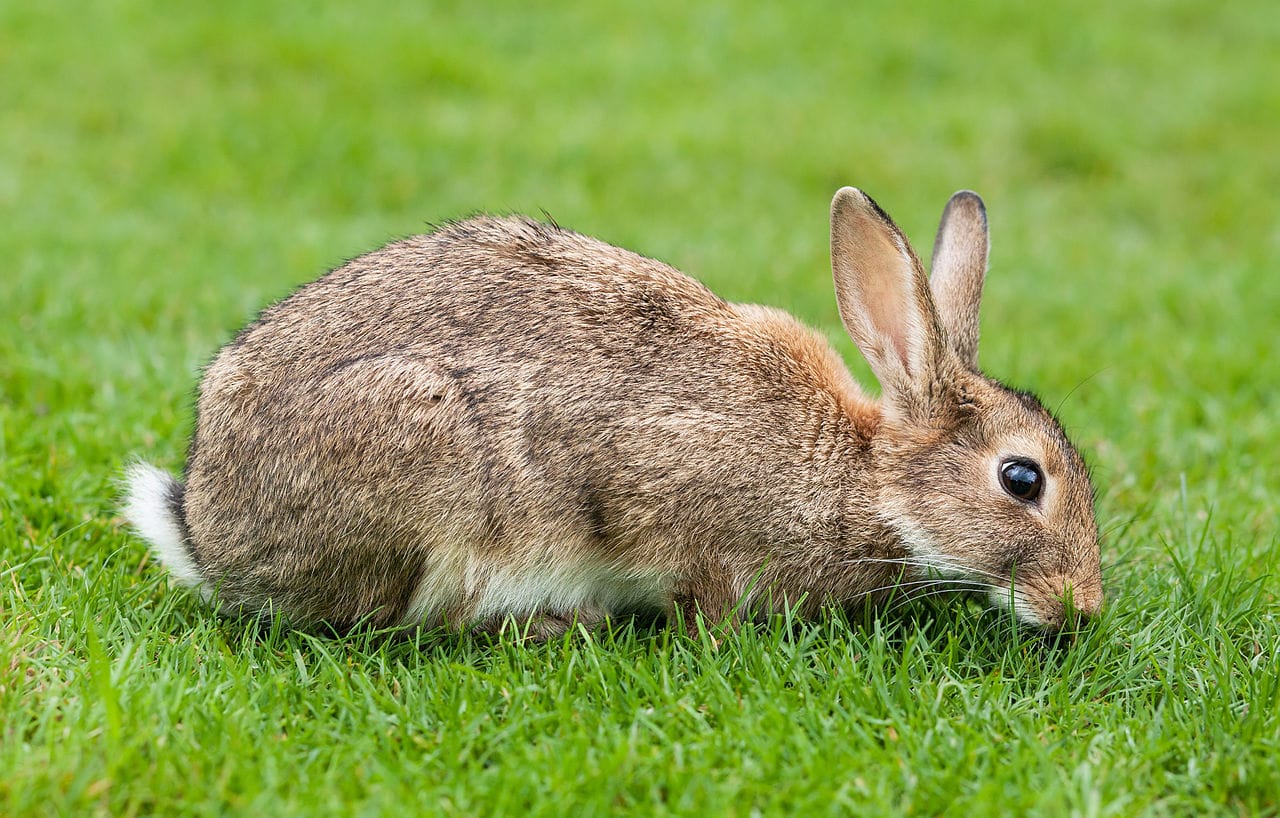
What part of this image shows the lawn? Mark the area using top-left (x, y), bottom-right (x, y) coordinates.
top-left (2, 0), bottom-right (1278, 814)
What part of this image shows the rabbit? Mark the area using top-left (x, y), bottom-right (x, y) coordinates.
top-left (124, 187), bottom-right (1103, 638)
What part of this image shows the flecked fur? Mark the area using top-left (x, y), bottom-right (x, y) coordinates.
top-left (124, 188), bottom-right (1103, 636)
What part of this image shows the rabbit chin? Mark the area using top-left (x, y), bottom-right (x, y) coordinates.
top-left (985, 586), bottom-right (1047, 628)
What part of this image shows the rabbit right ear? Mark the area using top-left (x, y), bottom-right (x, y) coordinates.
top-left (929, 190), bottom-right (988, 369)
top-left (830, 187), bottom-right (947, 422)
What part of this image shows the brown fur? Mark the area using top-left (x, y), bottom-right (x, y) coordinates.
top-left (127, 189), bottom-right (1102, 636)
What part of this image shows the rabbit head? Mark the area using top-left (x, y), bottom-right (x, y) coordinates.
top-left (831, 188), bottom-right (1102, 630)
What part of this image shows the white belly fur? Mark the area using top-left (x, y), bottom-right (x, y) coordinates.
top-left (399, 548), bottom-right (672, 627)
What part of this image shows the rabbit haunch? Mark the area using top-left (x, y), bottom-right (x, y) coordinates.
top-left (125, 188), bottom-right (1103, 635)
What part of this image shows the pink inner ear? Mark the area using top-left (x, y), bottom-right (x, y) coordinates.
top-left (832, 194), bottom-right (933, 393)
top-left (864, 259), bottom-right (918, 381)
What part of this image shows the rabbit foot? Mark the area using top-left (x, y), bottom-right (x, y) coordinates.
top-left (473, 607), bottom-right (606, 642)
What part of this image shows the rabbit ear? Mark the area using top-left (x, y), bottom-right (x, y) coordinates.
top-left (929, 190), bottom-right (988, 369)
top-left (830, 187), bottom-right (947, 420)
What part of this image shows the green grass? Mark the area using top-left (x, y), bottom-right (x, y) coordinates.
top-left (3, 0), bottom-right (1278, 814)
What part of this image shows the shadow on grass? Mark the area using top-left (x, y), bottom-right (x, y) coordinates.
top-left (194, 588), bottom-right (1107, 681)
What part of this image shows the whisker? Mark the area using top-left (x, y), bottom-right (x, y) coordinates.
top-left (879, 585), bottom-right (996, 616)
top-left (873, 580), bottom-right (1007, 610)
top-left (829, 557), bottom-right (948, 572)
top-left (829, 555), bottom-right (1007, 582)
top-left (1054, 366), bottom-right (1110, 416)
top-left (918, 558), bottom-right (1012, 583)
top-left (858, 577), bottom-right (999, 599)
top-left (974, 610), bottom-right (1021, 642)
top-left (1100, 515), bottom-right (1141, 538)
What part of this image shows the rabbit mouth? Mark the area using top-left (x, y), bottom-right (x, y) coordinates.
top-left (984, 584), bottom-right (1046, 628)
top-left (983, 581), bottom-right (1100, 632)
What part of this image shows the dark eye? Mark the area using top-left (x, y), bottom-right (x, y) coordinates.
top-left (1000, 459), bottom-right (1043, 502)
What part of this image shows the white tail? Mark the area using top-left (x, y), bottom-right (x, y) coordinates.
top-left (123, 462), bottom-right (206, 591)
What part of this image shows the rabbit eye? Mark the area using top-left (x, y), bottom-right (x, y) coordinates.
top-left (999, 459), bottom-right (1043, 502)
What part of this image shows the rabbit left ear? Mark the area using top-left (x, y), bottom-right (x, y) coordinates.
top-left (929, 190), bottom-right (988, 369)
top-left (829, 187), bottom-right (947, 422)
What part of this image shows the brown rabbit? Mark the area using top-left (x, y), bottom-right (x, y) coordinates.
top-left (125, 188), bottom-right (1103, 637)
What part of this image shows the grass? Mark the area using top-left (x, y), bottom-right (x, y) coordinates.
top-left (2, 0), bottom-right (1278, 814)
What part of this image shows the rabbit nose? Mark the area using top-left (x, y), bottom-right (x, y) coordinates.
top-left (1024, 574), bottom-right (1102, 631)
top-left (1057, 577), bottom-right (1103, 624)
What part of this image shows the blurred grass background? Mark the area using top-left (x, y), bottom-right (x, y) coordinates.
top-left (2, 1), bottom-right (1278, 815)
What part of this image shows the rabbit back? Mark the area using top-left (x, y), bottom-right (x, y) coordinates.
top-left (178, 217), bottom-right (882, 627)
